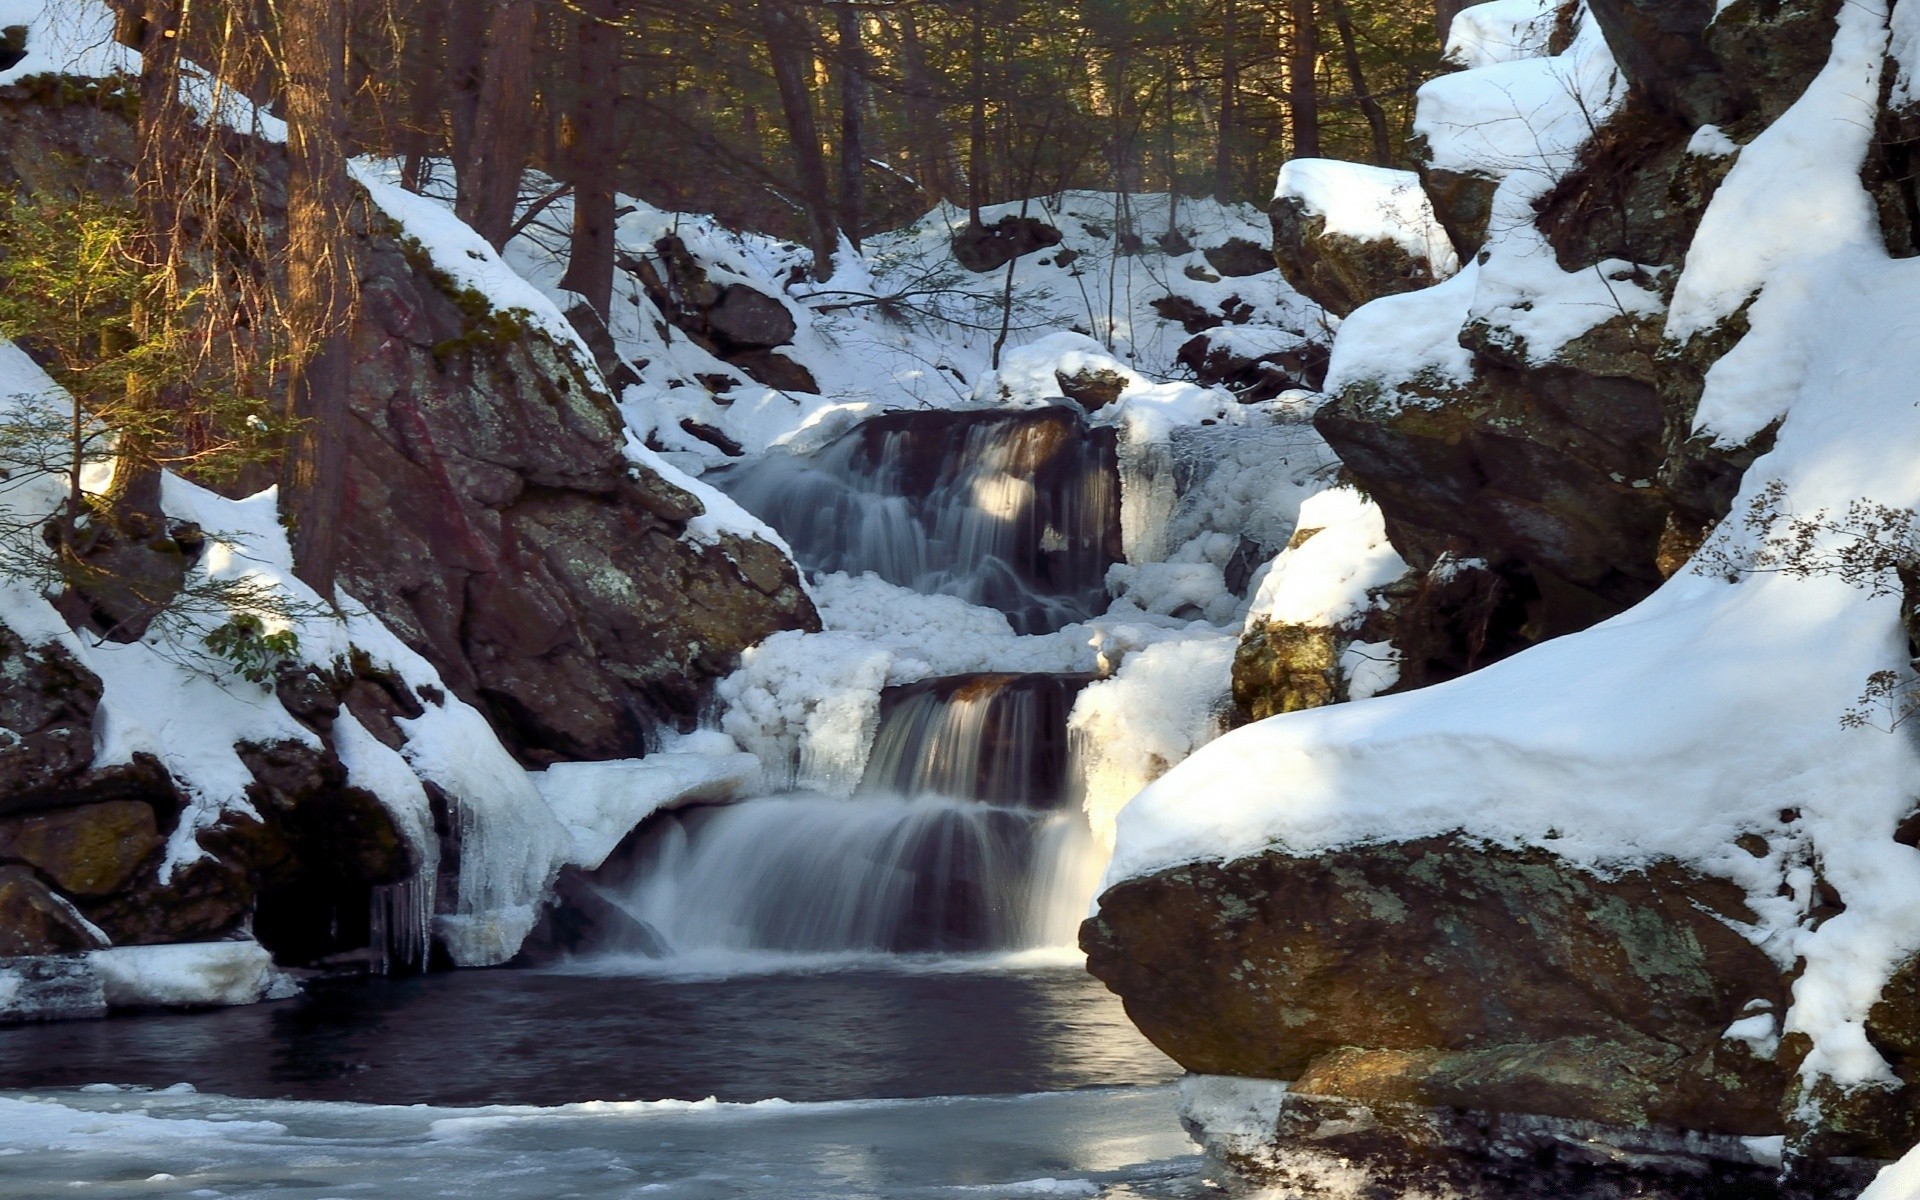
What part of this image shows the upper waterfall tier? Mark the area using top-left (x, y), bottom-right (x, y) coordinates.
top-left (716, 407), bottom-right (1123, 634)
top-left (862, 673), bottom-right (1093, 808)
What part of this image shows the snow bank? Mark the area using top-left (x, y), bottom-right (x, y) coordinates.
top-left (1105, 0), bottom-right (1920, 1098)
top-left (89, 941), bottom-right (295, 1009)
top-left (490, 185), bottom-right (1322, 470)
top-left (1320, 3), bottom-right (1664, 394)
top-left (1273, 159), bottom-right (1459, 278)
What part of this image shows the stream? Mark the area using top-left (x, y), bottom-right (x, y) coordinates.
top-left (0, 405), bottom-right (1214, 1199)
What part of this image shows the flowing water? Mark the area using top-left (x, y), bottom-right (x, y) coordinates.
top-left (0, 407), bottom-right (1197, 1198)
top-left (716, 407), bottom-right (1122, 635)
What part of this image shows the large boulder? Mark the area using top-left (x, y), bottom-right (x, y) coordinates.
top-left (1316, 307), bottom-right (1672, 638)
top-left (342, 256), bottom-right (817, 761)
top-left (1585, 0), bottom-right (1841, 129)
top-left (1083, 836), bottom-right (1790, 1136)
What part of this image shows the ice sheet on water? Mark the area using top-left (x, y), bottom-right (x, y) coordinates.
top-left (0, 1085), bottom-right (1202, 1200)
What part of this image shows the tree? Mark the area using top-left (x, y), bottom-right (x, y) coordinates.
top-left (273, 0), bottom-right (358, 594)
top-left (836, 1), bottom-right (868, 250)
top-left (454, 0), bottom-right (538, 250)
top-left (760, 0), bottom-right (838, 278)
top-left (560, 0), bottom-right (626, 327)
top-left (1288, 0), bottom-right (1321, 159)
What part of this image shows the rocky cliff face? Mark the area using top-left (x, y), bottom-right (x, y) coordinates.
top-left (1092, 0), bottom-right (1920, 1194)
top-left (0, 78), bottom-right (815, 986)
top-left (0, 84), bottom-right (815, 765)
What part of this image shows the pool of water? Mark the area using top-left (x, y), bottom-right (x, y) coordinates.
top-left (0, 959), bottom-right (1178, 1106)
top-left (0, 961), bottom-right (1201, 1199)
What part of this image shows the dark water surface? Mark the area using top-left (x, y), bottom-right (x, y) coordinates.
top-left (0, 962), bottom-right (1178, 1106)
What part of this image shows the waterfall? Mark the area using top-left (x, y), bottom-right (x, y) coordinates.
top-left (861, 673), bottom-right (1091, 807)
top-left (578, 408), bottom-right (1130, 968)
top-left (715, 407), bottom-right (1122, 634)
top-left (605, 674), bottom-right (1104, 960)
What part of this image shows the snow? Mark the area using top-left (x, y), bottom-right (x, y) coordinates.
top-left (1864, 1142), bottom-right (1920, 1200)
top-left (1273, 159), bottom-right (1460, 278)
top-left (0, 1084), bottom-right (1199, 1199)
top-left (1247, 487), bottom-right (1409, 627)
top-left (1688, 125), bottom-right (1742, 158)
top-left (0, 0), bottom-right (134, 87)
top-left (1105, 0), bottom-right (1920, 1099)
top-left (1444, 0), bottom-right (1563, 69)
top-left (88, 941), bottom-right (296, 1009)
top-left (1666, 0), bottom-right (1892, 445)
top-left (535, 737), bottom-right (765, 871)
top-left (1069, 634), bottom-right (1237, 850)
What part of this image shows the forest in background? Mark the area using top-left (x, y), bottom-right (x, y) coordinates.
top-left (2, 0), bottom-right (1452, 610)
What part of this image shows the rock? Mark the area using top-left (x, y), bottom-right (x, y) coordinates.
top-left (1054, 364), bottom-right (1129, 411)
top-left (1232, 622), bottom-right (1341, 719)
top-left (0, 801), bottom-right (161, 897)
top-left (0, 866), bottom-right (107, 955)
top-left (80, 853), bottom-right (252, 948)
top-left (1178, 1076), bottom-right (1798, 1200)
top-left (0, 626), bottom-right (102, 815)
top-left (1586, 0), bottom-right (1840, 129)
top-left (1415, 159), bottom-right (1499, 261)
top-left (0, 955), bottom-right (106, 1023)
top-left (950, 214), bottom-right (1063, 273)
top-left (1315, 309), bottom-right (1672, 639)
top-left (708, 284), bottom-right (797, 349)
top-left (516, 867), bottom-right (665, 963)
top-left (1083, 835), bottom-right (1789, 1135)
top-left (1270, 194), bottom-right (1446, 318)
top-left (344, 228), bottom-right (819, 761)
top-left (1202, 237), bottom-right (1276, 278)
top-left (726, 347), bottom-right (820, 394)
top-left (1176, 328), bottom-right (1327, 399)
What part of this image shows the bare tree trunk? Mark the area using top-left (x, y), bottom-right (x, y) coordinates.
top-left (1288, 0), bottom-right (1321, 160)
top-left (455, 0), bottom-right (537, 249)
top-left (560, 0), bottom-right (622, 323)
top-left (1215, 0), bottom-right (1238, 201)
top-left (836, 1), bottom-right (867, 250)
top-left (446, 0), bottom-right (485, 191)
top-left (899, 10), bottom-right (964, 203)
top-left (1434, 0), bottom-right (1463, 44)
top-left (400, 0), bottom-right (447, 193)
top-left (968, 0), bottom-right (988, 227)
top-left (760, 0), bottom-right (838, 279)
top-left (279, 0), bottom-right (356, 595)
top-left (1329, 0), bottom-right (1391, 165)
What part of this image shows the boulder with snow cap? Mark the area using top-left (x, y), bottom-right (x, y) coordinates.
top-left (1269, 160), bottom-right (1460, 318)
top-left (1083, 837), bottom-right (1792, 1135)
